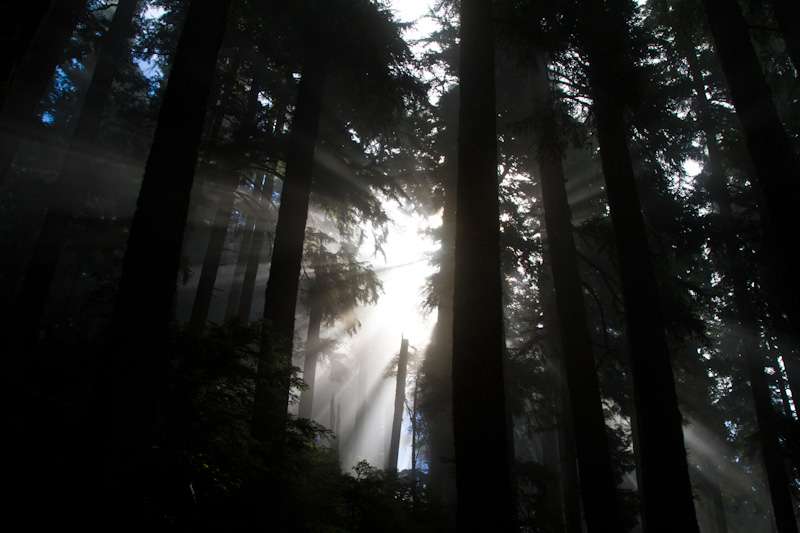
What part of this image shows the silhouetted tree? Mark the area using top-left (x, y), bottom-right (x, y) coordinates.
top-left (451, 0), bottom-right (515, 530)
top-left (0, 0), bottom-right (89, 187)
top-left (0, 0), bottom-right (57, 105)
top-left (102, 0), bottom-right (233, 516)
top-left (577, 0), bottom-right (699, 530)
top-left (13, 0), bottom-right (140, 336)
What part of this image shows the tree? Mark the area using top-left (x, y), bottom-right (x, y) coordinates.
top-left (250, 0), bottom-right (418, 445)
top-left (576, 0), bottom-right (699, 530)
top-left (101, 0), bottom-right (233, 514)
top-left (0, 0), bottom-right (57, 106)
top-left (701, 0), bottom-right (800, 345)
top-left (531, 52), bottom-right (626, 531)
top-left (13, 0), bottom-right (140, 336)
top-left (672, 10), bottom-right (799, 531)
top-left (0, 0), bottom-right (89, 188)
top-left (451, 0), bottom-right (515, 530)
top-left (296, 230), bottom-right (382, 420)
top-left (387, 337), bottom-right (409, 470)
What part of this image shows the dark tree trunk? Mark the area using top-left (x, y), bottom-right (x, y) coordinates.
top-left (769, 0), bottom-right (800, 72)
top-left (238, 174), bottom-right (273, 321)
top-left (452, 0), bottom-right (515, 530)
top-left (13, 0), bottom-right (139, 336)
top-left (189, 75), bottom-right (262, 332)
top-left (579, 2), bottom-right (699, 531)
top-left (387, 337), bottom-right (409, 470)
top-left (101, 0), bottom-right (232, 514)
top-left (0, 0), bottom-right (57, 106)
top-left (0, 0), bottom-right (89, 187)
top-left (421, 164), bottom-right (456, 512)
top-left (534, 55), bottom-right (625, 532)
top-left (297, 306), bottom-right (322, 419)
top-left (684, 42), bottom-right (799, 533)
top-left (558, 354), bottom-right (584, 533)
top-left (250, 55), bottom-right (327, 444)
top-left (225, 213), bottom-right (252, 319)
top-left (188, 174), bottom-right (236, 332)
top-left (701, 0), bottom-right (800, 343)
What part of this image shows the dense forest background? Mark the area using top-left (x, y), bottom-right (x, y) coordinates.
top-left (2, 0), bottom-right (800, 530)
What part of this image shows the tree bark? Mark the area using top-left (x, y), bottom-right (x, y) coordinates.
top-left (297, 306), bottom-right (322, 419)
top-left (238, 174), bottom-right (273, 321)
top-left (99, 0), bottom-right (232, 518)
top-left (0, 0), bottom-right (89, 187)
top-left (452, 0), bottom-right (515, 530)
top-left (701, 0), bottom-right (800, 343)
top-left (579, 2), bottom-right (699, 530)
top-left (13, 0), bottom-right (139, 336)
top-left (769, 0), bottom-right (800, 73)
top-left (225, 213), bottom-right (253, 319)
top-left (188, 173), bottom-right (236, 332)
top-left (421, 163), bottom-right (457, 512)
top-left (684, 41), bottom-right (799, 533)
top-left (387, 337), bottom-right (409, 470)
top-left (0, 0), bottom-right (57, 106)
top-left (250, 54), bottom-right (327, 444)
top-left (534, 54), bottom-right (625, 532)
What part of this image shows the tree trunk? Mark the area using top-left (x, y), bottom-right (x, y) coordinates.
top-left (579, 2), bottom-right (699, 530)
top-left (452, 0), bottom-right (515, 530)
top-left (0, 0), bottom-right (89, 187)
top-left (0, 0), bottom-right (57, 106)
top-left (225, 213), bottom-right (252, 319)
top-left (238, 174), bottom-right (273, 321)
top-left (298, 306), bottom-right (322, 419)
top-left (769, 0), bottom-right (800, 72)
top-left (683, 39), bottom-right (799, 533)
top-left (188, 173), bottom-right (236, 332)
top-left (13, 0), bottom-right (139, 336)
top-left (250, 54), bottom-right (327, 444)
top-left (387, 337), bottom-right (409, 470)
top-left (534, 54), bottom-right (625, 532)
top-left (701, 0), bottom-right (800, 343)
top-left (421, 163), bottom-right (457, 512)
top-left (101, 0), bottom-right (232, 515)
top-left (189, 74), bottom-right (262, 332)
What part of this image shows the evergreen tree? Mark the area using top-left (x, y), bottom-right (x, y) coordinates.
top-left (451, 0), bottom-right (515, 530)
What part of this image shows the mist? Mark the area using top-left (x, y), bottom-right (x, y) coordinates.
top-left (2, 0), bottom-right (799, 531)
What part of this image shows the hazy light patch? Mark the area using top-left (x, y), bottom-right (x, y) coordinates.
top-left (683, 159), bottom-right (703, 177)
top-left (292, 206), bottom-right (438, 470)
top-left (389, 0), bottom-right (439, 45)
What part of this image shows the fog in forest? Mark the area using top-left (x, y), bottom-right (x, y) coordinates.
top-left (3, 0), bottom-right (800, 531)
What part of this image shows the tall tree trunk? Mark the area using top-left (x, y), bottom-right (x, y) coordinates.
top-left (539, 259), bottom-right (583, 533)
top-left (579, 2), bottom-right (699, 530)
top-left (421, 163), bottom-right (457, 512)
top-left (452, 0), bottom-right (515, 530)
top-left (13, 0), bottom-right (139, 337)
top-left (0, 0), bottom-right (57, 106)
top-left (387, 337), bottom-right (409, 470)
top-left (101, 0), bottom-right (232, 516)
top-left (769, 0), bottom-right (800, 72)
top-left (250, 54), bottom-right (327, 444)
top-left (701, 0), bottom-right (800, 343)
top-left (189, 75), bottom-right (261, 332)
top-left (0, 0), bottom-right (89, 187)
top-left (238, 174), bottom-right (273, 321)
top-left (225, 213), bottom-right (253, 319)
top-left (534, 55), bottom-right (625, 532)
top-left (683, 38), bottom-right (799, 533)
top-left (188, 173), bottom-right (236, 332)
top-left (298, 306), bottom-right (322, 419)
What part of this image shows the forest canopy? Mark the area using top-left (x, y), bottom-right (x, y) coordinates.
top-left (2, 0), bottom-right (799, 531)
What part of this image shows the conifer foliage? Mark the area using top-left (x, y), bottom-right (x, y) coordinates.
top-left (2, 0), bottom-right (800, 530)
